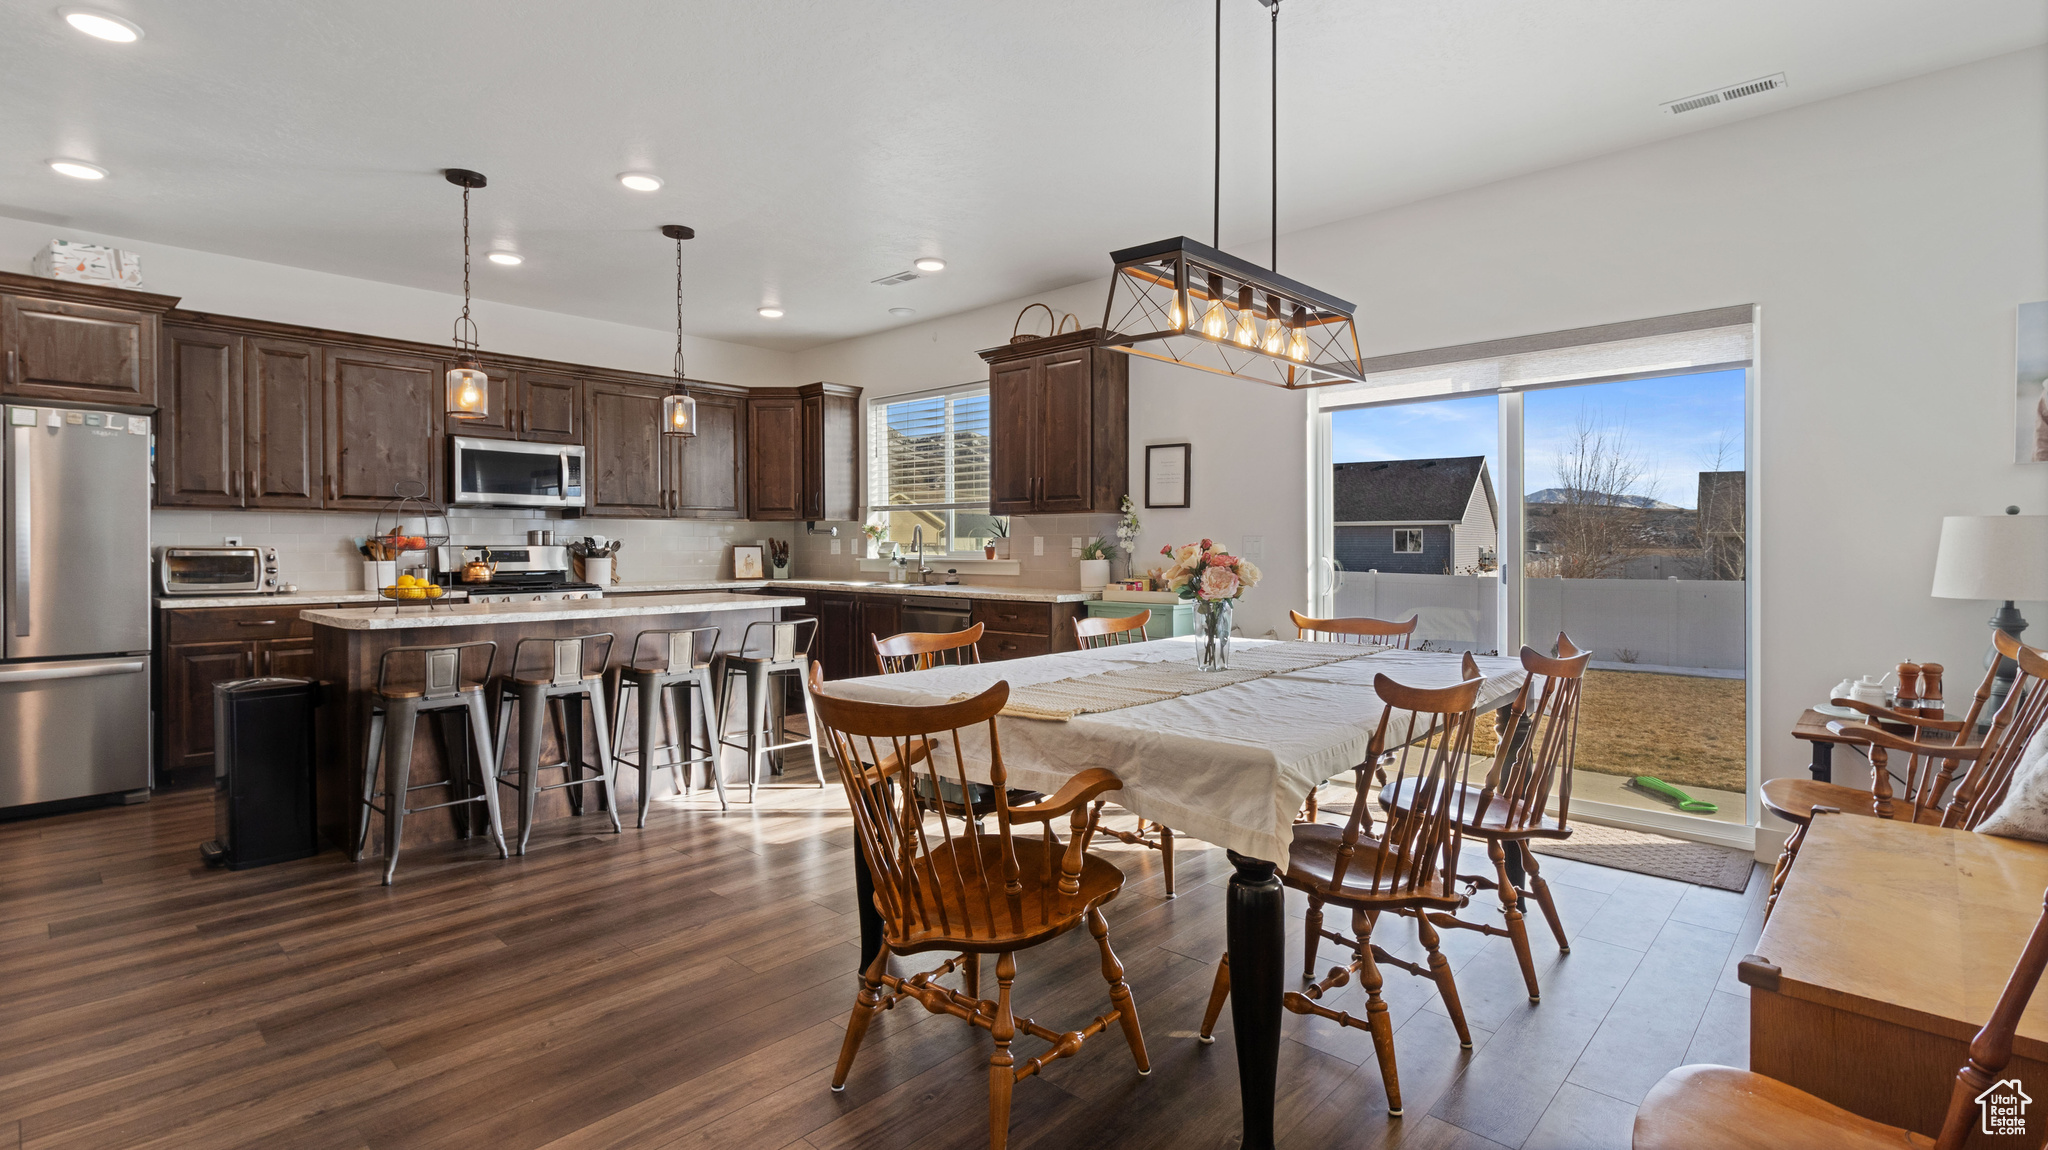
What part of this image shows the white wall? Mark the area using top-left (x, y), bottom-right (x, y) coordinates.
top-left (798, 47), bottom-right (2048, 833)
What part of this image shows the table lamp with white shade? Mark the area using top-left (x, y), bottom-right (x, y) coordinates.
top-left (1930, 507), bottom-right (2048, 716)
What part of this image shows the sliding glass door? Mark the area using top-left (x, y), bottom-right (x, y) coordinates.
top-left (1313, 320), bottom-right (1754, 835)
top-left (1519, 371), bottom-right (1748, 829)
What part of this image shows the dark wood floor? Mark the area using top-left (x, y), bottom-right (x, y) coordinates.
top-left (0, 775), bottom-right (1765, 1150)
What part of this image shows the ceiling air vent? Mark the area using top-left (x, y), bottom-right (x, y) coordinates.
top-left (1663, 72), bottom-right (1786, 115)
top-left (871, 270), bottom-right (921, 286)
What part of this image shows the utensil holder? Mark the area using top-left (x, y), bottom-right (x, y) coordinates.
top-left (362, 560), bottom-right (396, 591)
top-left (582, 557), bottom-right (612, 585)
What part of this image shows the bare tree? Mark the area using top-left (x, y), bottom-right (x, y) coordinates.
top-left (1544, 412), bottom-right (1655, 579)
top-left (1694, 433), bottom-right (1745, 580)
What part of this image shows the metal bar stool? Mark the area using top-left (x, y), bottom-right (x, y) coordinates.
top-left (492, 633), bottom-right (620, 853)
top-left (610, 626), bottom-right (725, 823)
top-left (713, 618), bottom-right (825, 802)
top-left (354, 640), bottom-right (506, 885)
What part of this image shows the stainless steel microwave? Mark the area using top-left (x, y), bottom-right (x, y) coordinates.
top-left (450, 437), bottom-right (587, 509)
top-left (160, 547), bottom-right (264, 595)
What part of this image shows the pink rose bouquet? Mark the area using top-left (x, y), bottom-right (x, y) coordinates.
top-left (1158, 540), bottom-right (1261, 603)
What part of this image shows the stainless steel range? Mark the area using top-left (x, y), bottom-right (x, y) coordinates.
top-left (432, 544), bottom-right (604, 603)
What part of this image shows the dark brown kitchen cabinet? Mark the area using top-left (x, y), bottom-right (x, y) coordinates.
top-left (585, 381), bottom-right (666, 517)
top-left (0, 273), bottom-right (177, 405)
top-left (854, 596), bottom-right (900, 675)
top-left (806, 591), bottom-right (859, 681)
top-left (157, 324), bottom-right (241, 506)
top-left (154, 603), bottom-right (336, 785)
top-left (244, 337), bottom-right (324, 508)
top-left (748, 383), bottom-right (862, 522)
top-left (746, 393), bottom-right (803, 520)
top-left (668, 388), bottom-right (747, 518)
top-left (977, 329), bottom-right (1128, 515)
top-left (158, 325), bottom-right (324, 510)
top-left (446, 367), bottom-right (582, 444)
top-left (326, 348), bottom-right (441, 508)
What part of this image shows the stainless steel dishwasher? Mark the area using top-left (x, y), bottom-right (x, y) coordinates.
top-left (898, 596), bottom-right (972, 634)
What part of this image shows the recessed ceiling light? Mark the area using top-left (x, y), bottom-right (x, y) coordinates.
top-left (486, 251), bottom-right (522, 266)
top-left (617, 172), bottom-right (663, 192)
top-left (60, 8), bottom-right (141, 42)
top-left (757, 307), bottom-right (784, 319)
top-left (912, 257), bottom-right (946, 272)
top-left (47, 158), bottom-right (107, 180)
top-left (889, 307), bottom-right (916, 317)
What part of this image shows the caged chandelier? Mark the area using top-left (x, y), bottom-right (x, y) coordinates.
top-left (1099, 0), bottom-right (1365, 389)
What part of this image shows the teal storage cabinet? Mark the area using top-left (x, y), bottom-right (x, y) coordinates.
top-left (1084, 599), bottom-right (1195, 639)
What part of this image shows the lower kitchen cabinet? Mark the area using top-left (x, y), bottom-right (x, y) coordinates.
top-left (796, 593), bottom-right (1081, 680)
top-left (155, 603), bottom-right (335, 786)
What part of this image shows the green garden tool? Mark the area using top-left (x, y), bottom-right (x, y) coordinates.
top-left (1627, 775), bottom-right (1719, 814)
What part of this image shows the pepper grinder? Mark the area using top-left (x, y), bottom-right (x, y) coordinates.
top-left (1920, 662), bottom-right (1945, 721)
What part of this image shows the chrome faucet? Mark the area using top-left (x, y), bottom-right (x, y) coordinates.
top-left (909, 525), bottom-right (933, 584)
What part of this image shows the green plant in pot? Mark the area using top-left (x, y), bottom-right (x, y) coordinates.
top-left (986, 517), bottom-right (1009, 559)
top-left (1078, 537), bottom-right (1112, 591)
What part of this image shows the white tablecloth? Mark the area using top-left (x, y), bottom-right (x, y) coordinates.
top-left (819, 637), bottom-right (1525, 864)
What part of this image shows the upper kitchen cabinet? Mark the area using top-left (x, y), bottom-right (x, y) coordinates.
top-left (977, 329), bottom-right (1128, 515)
top-left (0, 272), bottom-right (179, 406)
top-left (157, 320), bottom-right (324, 510)
top-left (585, 380), bottom-right (667, 517)
top-left (746, 392), bottom-right (803, 520)
top-left (444, 366), bottom-right (581, 443)
top-left (747, 382), bottom-right (862, 522)
top-left (668, 386), bottom-right (747, 519)
top-left (801, 382), bottom-right (861, 522)
top-left (325, 347), bottom-right (441, 508)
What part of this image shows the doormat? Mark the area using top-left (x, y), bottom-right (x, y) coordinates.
top-left (1529, 824), bottom-right (1755, 893)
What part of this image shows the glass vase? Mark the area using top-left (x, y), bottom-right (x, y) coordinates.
top-left (1196, 598), bottom-right (1234, 672)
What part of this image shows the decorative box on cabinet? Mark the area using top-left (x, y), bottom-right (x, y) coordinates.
top-left (977, 329), bottom-right (1127, 515)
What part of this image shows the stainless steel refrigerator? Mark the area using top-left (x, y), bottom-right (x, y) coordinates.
top-left (1, 401), bottom-right (152, 809)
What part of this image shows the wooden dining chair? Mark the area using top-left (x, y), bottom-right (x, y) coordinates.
top-left (1291, 609), bottom-right (1418, 647)
top-left (1634, 887), bottom-right (2048, 1150)
top-left (806, 665), bottom-right (1149, 1150)
top-left (1071, 610), bottom-right (1180, 896)
top-left (1761, 631), bottom-right (2048, 917)
top-left (1197, 667), bottom-right (1487, 1117)
top-left (873, 623), bottom-right (985, 675)
top-left (1378, 634), bottom-right (1590, 1003)
top-left (1074, 610), bottom-right (1151, 648)
top-left (1289, 608), bottom-right (1422, 822)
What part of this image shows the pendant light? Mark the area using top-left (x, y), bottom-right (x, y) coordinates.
top-left (443, 168), bottom-right (491, 419)
top-left (660, 224), bottom-right (698, 438)
top-left (1099, 0), bottom-right (1366, 389)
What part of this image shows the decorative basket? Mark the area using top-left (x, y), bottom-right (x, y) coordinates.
top-left (1011, 302), bottom-right (1057, 344)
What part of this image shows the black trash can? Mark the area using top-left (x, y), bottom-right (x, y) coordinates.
top-left (200, 677), bottom-right (320, 870)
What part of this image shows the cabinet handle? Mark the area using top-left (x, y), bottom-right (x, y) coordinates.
top-left (235, 620), bottom-right (280, 627)
top-left (5, 349), bottom-right (16, 385)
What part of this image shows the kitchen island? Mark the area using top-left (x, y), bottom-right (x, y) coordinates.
top-left (304, 591), bottom-right (805, 858)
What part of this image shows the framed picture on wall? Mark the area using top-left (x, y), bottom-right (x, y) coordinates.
top-left (732, 545), bottom-right (765, 579)
top-left (2019, 301), bottom-right (2048, 464)
top-left (1146, 443), bottom-right (1191, 508)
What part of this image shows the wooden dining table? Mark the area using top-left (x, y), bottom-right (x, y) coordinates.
top-left (821, 635), bottom-right (1526, 1149)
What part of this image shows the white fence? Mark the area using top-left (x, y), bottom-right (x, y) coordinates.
top-left (1333, 571), bottom-right (1745, 671)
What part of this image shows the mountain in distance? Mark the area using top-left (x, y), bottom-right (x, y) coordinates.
top-left (1524, 488), bottom-right (1682, 510)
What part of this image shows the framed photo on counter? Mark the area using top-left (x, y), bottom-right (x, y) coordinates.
top-left (1146, 443), bottom-right (1191, 508)
top-left (733, 545), bottom-right (765, 579)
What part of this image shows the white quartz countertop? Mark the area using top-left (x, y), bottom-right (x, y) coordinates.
top-left (607, 579), bottom-right (1100, 604)
top-left (301, 592), bottom-right (804, 631)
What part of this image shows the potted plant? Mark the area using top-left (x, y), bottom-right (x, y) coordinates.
top-left (988, 518), bottom-right (1009, 560)
top-left (1158, 538), bottom-right (1263, 671)
top-left (1078, 538), bottom-right (1112, 591)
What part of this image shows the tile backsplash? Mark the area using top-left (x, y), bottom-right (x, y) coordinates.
top-left (151, 508), bottom-right (798, 591)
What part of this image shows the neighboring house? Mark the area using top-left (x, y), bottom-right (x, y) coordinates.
top-left (1333, 456), bottom-right (1498, 575)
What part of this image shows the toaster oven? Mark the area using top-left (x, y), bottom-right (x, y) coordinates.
top-left (159, 547), bottom-right (265, 596)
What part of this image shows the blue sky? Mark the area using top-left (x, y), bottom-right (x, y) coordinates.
top-left (1330, 369), bottom-right (1746, 509)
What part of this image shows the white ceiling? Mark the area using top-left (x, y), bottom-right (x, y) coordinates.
top-left (2, 1), bottom-right (2042, 351)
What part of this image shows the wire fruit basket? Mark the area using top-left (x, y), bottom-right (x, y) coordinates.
top-left (359, 481), bottom-right (452, 562)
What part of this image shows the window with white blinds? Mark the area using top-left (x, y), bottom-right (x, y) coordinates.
top-left (867, 385), bottom-right (1002, 556)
